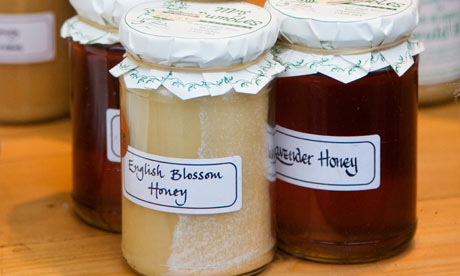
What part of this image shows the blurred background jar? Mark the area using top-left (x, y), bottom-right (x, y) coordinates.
top-left (61, 0), bottom-right (151, 232)
top-left (0, 0), bottom-right (74, 123)
top-left (414, 0), bottom-right (460, 106)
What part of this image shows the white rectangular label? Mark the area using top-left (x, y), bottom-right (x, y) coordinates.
top-left (123, 146), bottom-right (242, 215)
top-left (275, 125), bottom-right (380, 191)
top-left (106, 109), bottom-right (121, 163)
top-left (0, 12), bottom-right (55, 64)
top-left (266, 125), bottom-right (276, 182)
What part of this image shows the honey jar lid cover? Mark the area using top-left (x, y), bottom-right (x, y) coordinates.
top-left (109, 0), bottom-right (284, 100)
top-left (266, 0), bottom-right (419, 49)
top-left (61, 0), bottom-right (154, 44)
top-left (119, 0), bottom-right (279, 67)
top-left (265, 0), bottom-right (425, 83)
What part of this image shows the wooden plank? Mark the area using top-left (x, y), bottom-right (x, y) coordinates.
top-left (2, 235), bottom-right (131, 276)
top-left (418, 103), bottom-right (460, 200)
top-left (2, 196), bottom-right (459, 276)
top-left (0, 119), bottom-right (70, 164)
top-left (262, 197), bottom-right (460, 276)
top-left (0, 155), bottom-right (103, 247)
top-left (1, 103), bottom-right (459, 275)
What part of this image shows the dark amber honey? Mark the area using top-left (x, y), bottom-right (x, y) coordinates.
top-left (70, 41), bottom-right (124, 232)
top-left (275, 58), bottom-right (418, 263)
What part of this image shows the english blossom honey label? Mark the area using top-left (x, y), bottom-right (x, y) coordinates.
top-left (275, 125), bottom-right (381, 191)
top-left (123, 146), bottom-right (242, 214)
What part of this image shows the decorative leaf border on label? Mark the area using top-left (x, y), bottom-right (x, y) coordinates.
top-left (60, 16), bottom-right (119, 45)
top-left (273, 40), bottom-right (424, 82)
top-left (110, 53), bottom-right (284, 99)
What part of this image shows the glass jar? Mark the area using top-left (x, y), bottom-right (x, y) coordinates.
top-left (414, 0), bottom-right (460, 106)
top-left (69, 41), bottom-right (124, 232)
top-left (0, 0), bottom-right (74, 123)
top-left (275, 58), bottom-right (418, 263)
top-left (111, 1), bottom-right (281, 274)
top-left (120, 83), bottom-right (275, 276)
top-left (267, 0), bottom-right (421, 263)
top-left (62, 0), bottom-right (155, 232)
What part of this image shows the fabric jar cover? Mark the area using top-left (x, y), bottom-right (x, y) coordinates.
top-left (265, 0), bottom-right (424, 83)
top-left (110, 0), bottom-right (284, 100)
top-left (61, 0), bottom-right (154, 44)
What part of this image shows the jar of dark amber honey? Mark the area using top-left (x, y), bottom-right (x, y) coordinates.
top-left (61, 0), bottom-right (151, 232)
top-left (266, 0), bottom-right (423, 263)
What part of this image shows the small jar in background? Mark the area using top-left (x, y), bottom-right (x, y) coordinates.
top-left (61, 0), bottom-right (151, 232)
top-left (266, 0), bottom-right (422, 263)
top-left (414, 0), bottom-right (460, 106)
top-left (110, 1), bottom-right (282, 275)
top-left (0, 0), bottom-right (74, 123)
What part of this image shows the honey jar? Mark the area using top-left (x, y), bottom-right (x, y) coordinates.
top-left (61, 0), bottom-right (152, 232)
top-left (0, 0), bottom-right (74, 123)
top-left (266, 0), bottom-right (423, 263)
top-left (110, 1), bottom-right (282, 274)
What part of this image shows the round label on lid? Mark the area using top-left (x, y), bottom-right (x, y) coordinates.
top-left (124, 1), bottom-right (272, 39)
top-left (268, 0), bottom-right (412, 22)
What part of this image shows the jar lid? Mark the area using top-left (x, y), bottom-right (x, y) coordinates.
top-left (110, 0), bottom-right (283, 100)
top-left (265, 0), bottom-right (424, 83)
top-left (119, 0), bottom-right (279, 67)
top-left (267, 0), bottom-right (419, 49)
top-left (61, 0), bottom-right (152, 44)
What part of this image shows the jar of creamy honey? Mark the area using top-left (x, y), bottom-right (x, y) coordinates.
top-left (0, 0), bottom-right (75, 123)
top-left (266, 0), bottom-right (423, 263)
top-left (110, 0), bottom-right (282, 275)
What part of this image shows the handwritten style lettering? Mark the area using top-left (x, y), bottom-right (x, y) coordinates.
top-left (128, 159), bottom-right (165, 181)
top-left (317, 149), bottom-right (358, 177)
top-left (149, 182), bottom-right (187, 206)
top-left (170, 168), bottom-right (223, 181)
top-left (275, 146), bottom-right (314, 166)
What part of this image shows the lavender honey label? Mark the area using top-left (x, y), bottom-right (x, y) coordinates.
top-left (123, 146), bottom-right (242, 214)
top-left (275, 125), bottom-right (381, 191)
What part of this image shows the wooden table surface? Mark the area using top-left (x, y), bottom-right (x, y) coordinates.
top-left (1, 102), bottom-right (459, 276)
